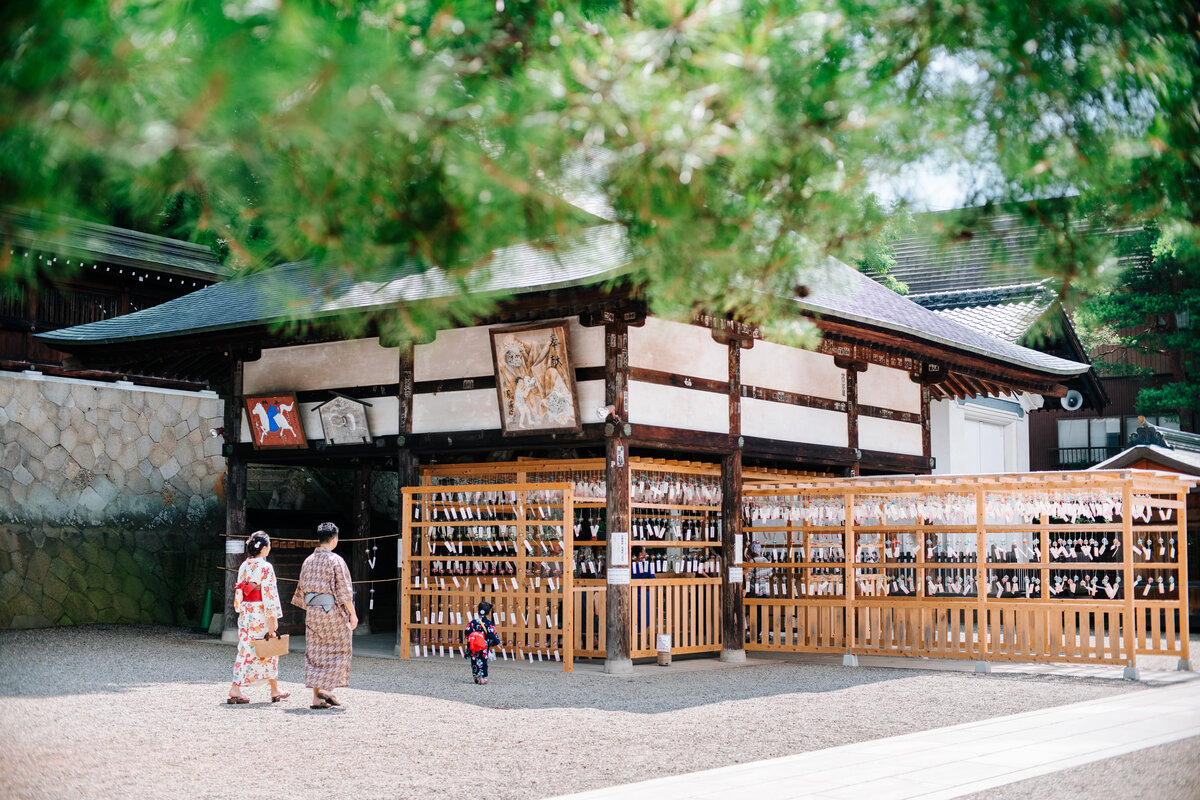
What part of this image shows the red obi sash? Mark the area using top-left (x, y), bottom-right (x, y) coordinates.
top-left (235, 581), bottom-right (263, 603)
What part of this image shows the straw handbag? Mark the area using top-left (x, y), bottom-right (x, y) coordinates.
top-left (253, 633), bottom-right (290, 659)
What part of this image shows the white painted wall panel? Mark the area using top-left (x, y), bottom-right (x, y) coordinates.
top-left (858, 365), bottom-right (921, 413)
top-left (412, 389), bottom-right (501, 433)
top-left (244, 338), bottom-right (399, 394)
top-left (931, 397), bottom-right (1029, 474)
top-left (576, 380), bottom-right (605, 424)
top-left (859, 416), bottom-right (924, 456)
top-left (629, 317), bottom-right (729, 382)
top-left (628, 381), bottom-right (728, 434)
top-left (414, 318), bottom-right (604, 382)
top-left (740, 340), bottom-right (845, 400)
top-left (741, 398), bottom-right (848, 447)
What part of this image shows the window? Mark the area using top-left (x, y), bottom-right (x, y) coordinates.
top-left (1055, 417), bottom-right (1122, 467)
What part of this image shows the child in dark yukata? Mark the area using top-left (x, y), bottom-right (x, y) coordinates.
top-left (464, 601), bottom-right (501, 684)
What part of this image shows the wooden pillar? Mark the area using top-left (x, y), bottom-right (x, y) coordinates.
top-left (221, 359), bottom-right (247, 642)
top-left (722, 338), bottom-right (745, 662)
top-left (604, 321), bottom-right (632, 673)
top-left (352, 463), bottom-right (372, 635)
top-left (721, 451), bottom-right (744, 661)
top-left (395, 342), bottom-right (417, 656)
top-left (846, 367), bottom-right (860, 476)
top-left (394, 448), bottom-right (418, 656)
top-left (920, 384), bottom-right (933, 473)
top-left (1122, 479), bottom-right (1137, 677)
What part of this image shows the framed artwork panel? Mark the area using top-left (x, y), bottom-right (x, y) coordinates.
top-left (489, 321), bottom-right (582, 436)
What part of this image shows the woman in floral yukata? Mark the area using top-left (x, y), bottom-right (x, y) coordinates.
top-left (227, 531), bottom-right (289, 704)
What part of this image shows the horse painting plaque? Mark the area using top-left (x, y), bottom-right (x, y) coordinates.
top-left (244, 394), bottom-right (308, 449)
top-left (490, 321), bottom-right (581, 436)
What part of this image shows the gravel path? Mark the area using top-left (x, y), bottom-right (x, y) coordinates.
top-left (0, 625), bottom-right (1146, 800)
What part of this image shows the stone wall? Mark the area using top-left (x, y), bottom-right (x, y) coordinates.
top-left (0, 371), bottom-right (226, 628)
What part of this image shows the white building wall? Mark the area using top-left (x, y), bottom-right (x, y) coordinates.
top-left (931, 395), bottom-right (1030, 475)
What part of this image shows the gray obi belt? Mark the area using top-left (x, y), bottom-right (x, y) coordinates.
top-left (305, 592), bottom-right (337, 611)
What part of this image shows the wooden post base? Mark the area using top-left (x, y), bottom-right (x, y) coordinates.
top-left (720, 648), bottom-right (747, 663)
top-left (604, 658), bottom-right (633, 675)
top-left (1123, 665), bottom-right (1141, 681)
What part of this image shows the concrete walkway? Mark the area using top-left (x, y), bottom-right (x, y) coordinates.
top-left (547, 680), bottom-right (1200, 800)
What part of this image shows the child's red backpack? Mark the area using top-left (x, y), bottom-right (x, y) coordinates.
top-left (467, 626), bottom-right (487, 653)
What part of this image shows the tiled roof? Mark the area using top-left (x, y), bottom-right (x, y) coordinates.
top-left (1, 208), bottom-right (229, 280)
top-left (799, 258), bottom-right (1087, 376)
top-left (886, 210), bottom-right (1147, 295)
top-left (36, 223), bottom-right (631, 346)
top-left (910, 282), bottom-right (1057, 345)
top-left (38, 223), bottom-right (1088, 378)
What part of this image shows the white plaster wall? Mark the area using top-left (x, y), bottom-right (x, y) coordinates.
top-left (244, 338), bottom-right (399, 393)
top-left (628, 318), bottom-right (729, 382)
top-left (628, 382), bottom-right (728, 434)
top-left (930, 396), bottom-right (1029, 475)
top-left (857, 365), bottom-right (921, 413)
top-left (414, 319), bottom-right (604, 381)
top-left (741, 398), bottom-right (848, 447)
top-left (859, 416), bottom-right (924, 456)
top-left (412, 389), bottom-right (502, 433)
top-left (740, 340), bottom-right (845, 400)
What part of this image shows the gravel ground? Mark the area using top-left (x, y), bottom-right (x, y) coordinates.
top-left (0, 625), bottom-right (1158, 800)
top-left (960, 737), bottom-right (1200, 800)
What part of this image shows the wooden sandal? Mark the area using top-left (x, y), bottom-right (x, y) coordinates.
top-left (310, 700), bottom-right (332, 709)
top-left (226, 696), bottom-right (249, 705)
top-left (271, 691), bottom-right (290, 703)
top-left (316, 692), bottom-right (341, 706)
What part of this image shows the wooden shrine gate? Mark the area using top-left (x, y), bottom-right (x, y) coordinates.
top-left (741, 470), bottom-right (1194, 669)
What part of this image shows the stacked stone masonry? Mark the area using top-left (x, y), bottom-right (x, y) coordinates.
top-left (0, 372), bottom-right (226, 628)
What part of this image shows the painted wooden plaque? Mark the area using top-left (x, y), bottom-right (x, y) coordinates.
top-left (489, 321), bottom-right (581, 436)
top-left (244, 393), bottom-right (308, 449)
top-left (316, 395), bottom-right (372, 445)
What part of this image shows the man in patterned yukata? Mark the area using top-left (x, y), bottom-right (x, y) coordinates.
top-left (292, 522), bottom-right (358, 709)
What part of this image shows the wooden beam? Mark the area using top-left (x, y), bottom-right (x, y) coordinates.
top-left (739, 436), bottom-right (858, 467)
top-left (626, 424), bottom-right (732, 454)
top-left (858, 449), bottom-right (932, 474)
top-left (628, 366), bottom-right (729, 395)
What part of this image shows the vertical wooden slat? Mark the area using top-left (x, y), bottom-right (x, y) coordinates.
top-left (1122, 479), bottom-right (1136, 669)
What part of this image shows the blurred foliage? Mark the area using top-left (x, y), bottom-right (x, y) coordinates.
top-left (1077, 222), bottom-right (1200, 427)
top-left (1, 1), bottom-right (1198, 345)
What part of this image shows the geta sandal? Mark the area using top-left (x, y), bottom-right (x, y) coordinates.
top-left (316, 692), bottom-right (341, 706)
top-left (310, 700), bottom-right (333, 709)
top-left (271, 691), bottom-right (290, 702)
top-left (226, 696), bottom-right (249, 705)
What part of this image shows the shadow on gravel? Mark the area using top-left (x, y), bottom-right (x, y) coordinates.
top-left (0, 625), bottom-right (1130, 713)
